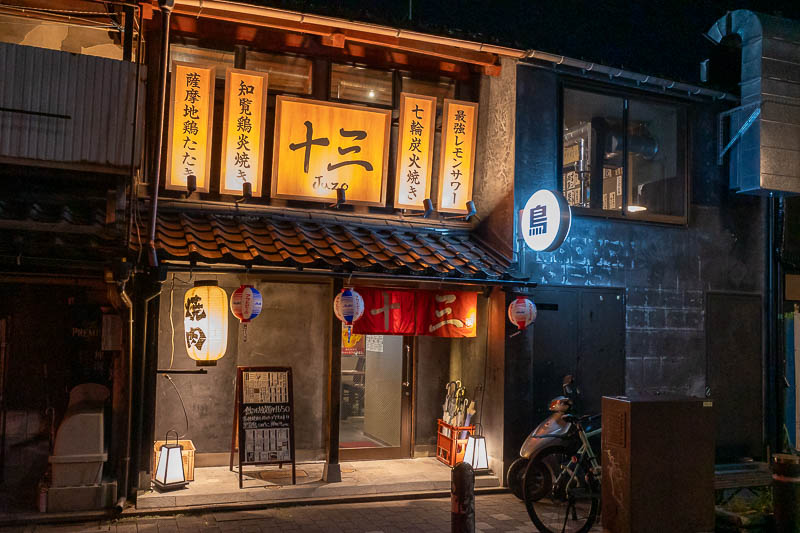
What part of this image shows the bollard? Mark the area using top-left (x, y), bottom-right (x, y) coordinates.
top-left (451, 462), bottom-right (475, 533)
top-left (773, 453), bottom-right (800, 533)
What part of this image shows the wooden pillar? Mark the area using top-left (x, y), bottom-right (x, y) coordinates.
top-left (323, 278), bottom-right (343, 482)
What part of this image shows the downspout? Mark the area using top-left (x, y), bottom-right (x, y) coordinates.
top-left (133, 288), bottom-right (162, 496)
top-left (147, 0), bottom-right (175, 267)
top-left (116, 282), bottom-right (134, 511)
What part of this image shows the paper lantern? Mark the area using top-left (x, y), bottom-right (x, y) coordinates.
top-left (463, 434), bottom-right (489, 472)
top-left (230, 285), bottom-right (262, 342)
top-left (184, 280), bottom-right (228, 366)
top-left (508, 297), bottom-right (537, 331)
top-left (153, 431), bottom-right (188, 491)
top-left (334, 287), bottom-right (364, 341)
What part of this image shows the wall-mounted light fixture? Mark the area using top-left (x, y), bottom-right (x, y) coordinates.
top-left (235, 181), bottom-right (253, 205)
top-left (183, 174), bottom-right (197, 199)
top-left (445, 200), bottom-right (479, 222)
top-left (404, 198), bottom-right (436, 219)
top-left (329, 188), bottom-right (346, 208)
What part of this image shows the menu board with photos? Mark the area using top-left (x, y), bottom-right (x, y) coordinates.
top-left (230, 366), bottom-right (296, 488)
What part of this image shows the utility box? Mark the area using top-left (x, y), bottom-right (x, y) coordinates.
top-left (602, 396), bottom-right (715, 533)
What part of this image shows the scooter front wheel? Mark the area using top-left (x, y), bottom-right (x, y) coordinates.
top-left (506, 457), bottom-right (528, 500)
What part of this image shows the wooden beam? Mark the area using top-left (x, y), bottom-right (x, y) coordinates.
top-left (321, 32), bottom-right (346, 48)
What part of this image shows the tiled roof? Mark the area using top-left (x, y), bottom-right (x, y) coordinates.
top-left (140, 211), bottom-right (512, 279)
top-left (0, 199), bottom-right (121, 268)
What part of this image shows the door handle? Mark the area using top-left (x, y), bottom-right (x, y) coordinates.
top-left (402, 344), bottom-right (411, 388)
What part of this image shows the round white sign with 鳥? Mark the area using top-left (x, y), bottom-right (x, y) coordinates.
top-left (520, 189), bottom-right (572, 252)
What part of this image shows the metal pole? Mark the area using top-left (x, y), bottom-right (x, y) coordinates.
top-left (147, 0), bottom-right (174, 267)
top-left (451, 462), bottom-right (475, 533)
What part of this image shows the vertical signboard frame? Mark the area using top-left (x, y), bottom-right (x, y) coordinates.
top-left (393, 93), bottom-right (437, 210)
top-left (165, 62), bottom-right (216, 193)
top-left (220, 68), bottom-right (269, 197)
top-left (436, 99), bottom-right (479, 214)
top-left (230, 366), bottom-right (296, 488)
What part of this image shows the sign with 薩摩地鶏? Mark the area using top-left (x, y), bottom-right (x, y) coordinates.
top-left (220, 69), bottom-right (268, 197)
top-left (394, 93), bottom-right (436, 210)
top-left (166, 62), bottom-right (215, 192)
top-left (520, 189), bottom-right (572, 252)
top-left (437, 99), bottom-right (478, 214)
top-left (271, 96), bottom-right (391, 206)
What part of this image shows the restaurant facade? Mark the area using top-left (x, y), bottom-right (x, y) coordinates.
top-left (1, 0), bottom-right (799, 516)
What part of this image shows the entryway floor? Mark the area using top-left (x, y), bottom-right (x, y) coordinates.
top-left (136, 457), bottom-right (500, 510)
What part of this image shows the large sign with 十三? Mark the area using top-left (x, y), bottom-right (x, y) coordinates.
top-left (520, 189), bottom-right (572, 252)
top-left (271, 96), bottom-right (391, 206)
top-left (220, 68), bottom-right (268, 197)
top-left (166, 62), bottom-right (215, 193)
top-left (437, 99), bottom-right (478, 214)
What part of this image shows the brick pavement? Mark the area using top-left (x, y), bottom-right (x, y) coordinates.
top-left (0, 494), bottom-right (603, 533)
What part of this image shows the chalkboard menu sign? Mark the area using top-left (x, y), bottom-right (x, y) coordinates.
top-left (230, 366), bottom-right (296, 488)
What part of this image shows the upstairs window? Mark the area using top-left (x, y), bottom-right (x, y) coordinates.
top-left (562, 87), bottom-right (687, 223)
top-left (330, 64), bottom-right (393, 107)
top-left (246, 51), bottom-right (312, 95)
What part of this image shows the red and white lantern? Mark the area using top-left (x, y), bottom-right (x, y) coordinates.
top-left (334, 287), bottom-right (364, 341)
top-left (508, 297), bottom-right (537, 332)
top-left (231, 285), bottom-right (262, 342)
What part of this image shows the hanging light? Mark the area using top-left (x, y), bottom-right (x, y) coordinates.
top-left (507, 297), bottom-right (537, 332)
top-left (463, 425), bottom-right (489, 473)
top-left (153, 431), bottom-right (188, 491)
top-left (184, 280), bottom-right (228, 366)
top-left (333, 287), bottom-right (364, 341)
top-left (230, 284), bottom-right (262, 342)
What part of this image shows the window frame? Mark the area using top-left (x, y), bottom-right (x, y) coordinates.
top-left (559, 79), bottom-right (690, 226)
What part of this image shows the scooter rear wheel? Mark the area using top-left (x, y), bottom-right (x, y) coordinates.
top-left (506, 457), bottom-right (528, 500)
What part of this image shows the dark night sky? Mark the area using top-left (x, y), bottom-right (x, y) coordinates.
top-left (257, 0), bottom-right (800, 84)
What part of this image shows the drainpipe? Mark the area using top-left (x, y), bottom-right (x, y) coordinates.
top-left (147, 0), bottom-right (175, 268)
top-left (116, 282), bottom-right (134, 511)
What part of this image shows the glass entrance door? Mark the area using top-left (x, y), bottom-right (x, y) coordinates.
top-left (339, 333), bottom-right (413, 460)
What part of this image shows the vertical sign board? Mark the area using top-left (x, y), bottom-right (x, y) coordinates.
top-left (437, 99), bottom-right (478, 214)
top-left (271, 96), bottom-right (391, 206)
top-left (233, 366), bottom-right (296, 488)
top-left (220, 69), bottom-right (269, 197)
top-left (166, 62), bottom-right (215, 192)
top-left (394, 93), bottom-right (436, 210)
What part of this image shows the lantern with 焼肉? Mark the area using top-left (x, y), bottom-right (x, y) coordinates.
top-left (334, 287), bottom-right (364, 341)
top-left (507, 297), bottom-right (537, 332)
top-left (230, 284), bottom-right (262, 342)
top-left (153, 431), bottom-right (188, 491)
top-left (184, 280), bottom-right (228, 366)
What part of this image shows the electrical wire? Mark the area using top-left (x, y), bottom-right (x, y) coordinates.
top-left (164, 374), bottom-right (189, 439)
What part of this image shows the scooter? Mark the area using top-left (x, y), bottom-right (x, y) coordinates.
top-left (507, 375), bottom-right (600, 500)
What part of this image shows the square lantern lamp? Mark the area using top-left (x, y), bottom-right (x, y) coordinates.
top-left (153, 431), bottom-right (188, 491)
top-left (463, 426), bottom-right (489, 473)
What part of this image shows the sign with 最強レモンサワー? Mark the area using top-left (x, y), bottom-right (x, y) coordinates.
top-left (394, 93), bottom-right (436, 210)
top-left (220, 69), bottom-right (268, 197)
top-left (166, 62), bottom-right (215, 192)
top-left (437, 99), bottom-right (478, 214)
top-left (271, 96), bottom-right (391, 206)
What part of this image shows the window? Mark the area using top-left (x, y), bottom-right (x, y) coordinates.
top-left (246, 51), bottom-right (312, 94)
top-left (170, 44), bottom-right (233, 78)
top-left (330, 64), bottom-right (393, 106)
top-left (562, 87), bottom-right (686, 222)
top-left (401, 75), bottom-right (455, 111)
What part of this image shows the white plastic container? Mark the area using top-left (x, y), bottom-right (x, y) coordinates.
top-left (48, 384), bottom-right (109, 487)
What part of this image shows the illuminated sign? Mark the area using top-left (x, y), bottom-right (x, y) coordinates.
top-left (520, 189), bottom-right (572, 252)
top-left (166, 62), bottom-right (215, 192)
top-left (271, 96), bottom-right (391, 206)
top-left (394, 93), bottom-right (436, 210)
top-left (437, 99), bottom-right (478, 214)
top-left (220, 69), bottom-right (268, 197)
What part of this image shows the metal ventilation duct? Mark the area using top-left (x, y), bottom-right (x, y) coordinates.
top-left (707, 10), bottom-right (800, 195)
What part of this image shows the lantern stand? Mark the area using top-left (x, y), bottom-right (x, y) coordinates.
top-left (463, 423), bottom-right (490, 473)
top-left (153, 430), bottom-right (189, 491)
